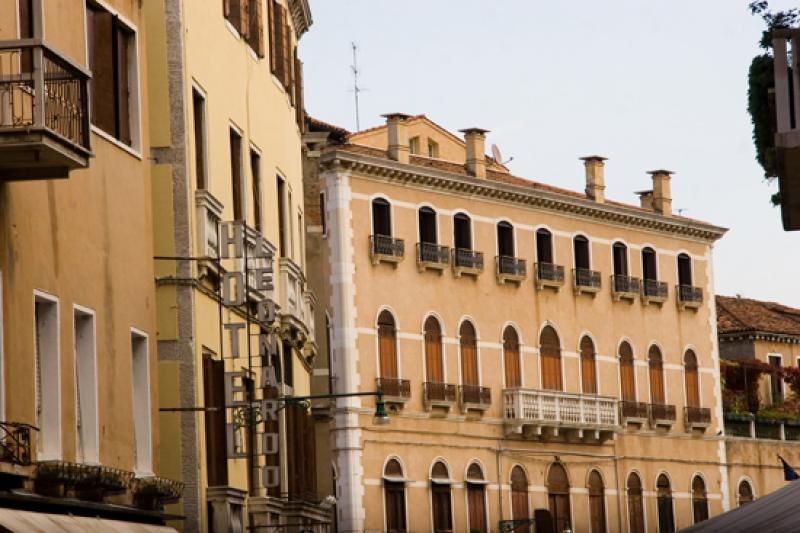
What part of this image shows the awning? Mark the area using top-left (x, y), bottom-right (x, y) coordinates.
top-left (0, 508), bottom-right (177, 532)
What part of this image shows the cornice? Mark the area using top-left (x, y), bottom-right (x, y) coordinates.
top-left (288, 0), bottom-right (312, 38)
top-left (719, 331), bottom-right (800, 345)
top-left (320, 150), bottom-right (728, 242)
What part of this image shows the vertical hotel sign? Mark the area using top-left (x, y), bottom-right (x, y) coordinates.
top-left (217, 221), bottom-right (281, 489)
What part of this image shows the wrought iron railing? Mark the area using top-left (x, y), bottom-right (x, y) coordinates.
top-left (573, 268), bottom-right (601, 289)
top-left (452, 248), bottom-right (484, 270)
top-left (685, 406), bottom-right (711, 426)
top-left (503, 389), bottom-right (618, 428)
top-left (535, 262), bottom-right (564, 283)
top-left (0, 421), bottom-right (37, 466)
top-left (370, 234), bottom-right (404, 258)
top-left (677, 285), bottom-right (703, 304)
top-left (642, 279), bottom-right (668, 299)
top-left (620, 400), bottom-right (649, 420)
top-left (496, 255), bottom-right (526, 277)
top-left (459, 385), bottom-right (491, 406)
top-left (416, 242), bottom-right (449, 264)
top-left (0, 40), bottom-right (90, 150)
top-left (423, 382), bottom-right (457, 403)
top-left (376, 377), bottom-right (411, 399)
top-left (649, 403), bottom-right (676, 423)
top-left (612, 275), bottom-right (641, 295)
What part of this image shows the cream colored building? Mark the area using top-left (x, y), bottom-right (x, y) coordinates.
top-left (145, 1), bottom-right (325, 531)
top-left (304, 114), bottom-right (731, 532)
top-left (0, 0), bottom-right (179, 529)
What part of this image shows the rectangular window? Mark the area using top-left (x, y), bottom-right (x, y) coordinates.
top-left (319, 192), bottom-right (327, 237)
top-left (223, 0), bottom-right (246, 35)
top-left (35, 293), bottom-right (60, 459)
top-left (277, 176), bottom-right (287, 256)
top-left (268, 0), bottom-right (293, 91)
top-left (288, 192), bottom-right (294, 258)
top-left (247, 0), bottom-right (265, 57)
top-left (87, 1), bottom-right (135, 146)
top-left (202, 352), bottom-right (228, 486)
top-left (282, 341), bottom-right (294, 388)
top-left (192, 88), bottom-right (208, 190)
top-left (769, 355), bottom-right (783, 404)
top-left (298, 212), bottom-right (304, 268)
top-left (131, 330), bottom-right (152, 474)
top-left (230, 128), bottom-right (244, 221)
top-left (251, 149), bottom-right (262, 232)
top-left (409, 136), bottom-right (420, 155)
top-left (74, 307), bottom-right (98, 464)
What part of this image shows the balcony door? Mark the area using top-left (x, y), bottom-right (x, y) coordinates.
top-left (431, 461), bottom-right (453, 533)
top-left (627, 473), bottom-right (645, 533)
top-left (678, 253), bottom-right (692, 286)
top-left (619, 342), bottom-right (636, 402)
top-left (684, 350), bottom-right (700, 408)
top-left (547, 463), bottom-right (571, 533)
top-left (613, 242), bottom-right (628, 276)
top-left (536, 228), bottom-right (553, 264)
top-left (418, 207), bottom-right (437, 244)
top-left (503, 326), bottom-right (521, 388)
top-left (460, 321), bottom-right (479, 386)
top-left (511, 466), bottom-right (530, 533)
top-left (574, 235), bottom-right (590, 270)
top-left (580, 336), bottom-right (597, 394)
top-left (648, 346), bottom-right (665, 405)
top-left (424, 316), bottom-right (443, 383)
top-left (378, 311), bottom-right (398, 380)
top-left (540, 326), bottom-right (562, 391)
top-left (466, 463), bottom-right (487, 533)
top-left (453, 213), bottom-right (472, 250)
top-left (656, 474), bottom-right (675, 533)
top-left (497, 222), bottom-right (514, 257)
top-left (642, 247), bottom-right (657, 282)
top-left (372, 198), bottom-right (391, 237)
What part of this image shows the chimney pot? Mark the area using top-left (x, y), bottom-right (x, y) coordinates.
top-left (382, 113), bottom-right (411, 163)
top-left (459, 128), bottom-right (489, 178)
top-left (647, 169), bottom-right (674, 215)
top-left (580, 155), bottom-right (607, 203)
top-left (636, 190), bottom-right (654, 210)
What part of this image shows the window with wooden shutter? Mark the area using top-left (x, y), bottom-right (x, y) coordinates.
top-left (588, 470), bottom-right (606, 533)
top-left (503, 326), bottom-right (521, 388)
top-left (267, 0), bottom-right (277, 72)
top-left (627, 473), bottom-right (645, 533)
top-left (247, 0), bottom-right (264, 56)
top-left (431, 462), bottom-right (452, 533)
top-left (540, 326), bottom-right (562, 391)
top-left (648, 345), bottom-right (665, 404)
top-left (378, 311), bottom-right (398, 379)
top-left (684, 350), bottom-right (700, 408)
top-left (619, 342), bottom-right (636, 401)
top-left (581, 336), bottom-right (597, 394)
top-left (460, 321), bottom-right (478, 386)
top-left (424, 316), bottom-right (443, 383)
top-left (467, 463), bottom-right (487, 533)
top-left (270, 1), bottom-right (285, 82)
top-left (511, 466), bottom-right (530, 531)
top-left (692, 476), bottom-right (709, 524)
top-left (203, 354), bottom-right (228, 487)
top-left (657, 474), bottom-right (675, 533)
top-left (282, 14), bottom-right (293, 89)
top-left (384, 459), bottom-right (406, 533)
top-left (547, 463), bottom-right (571, 533)
top-left (294, 50), bottom-right (304, 127)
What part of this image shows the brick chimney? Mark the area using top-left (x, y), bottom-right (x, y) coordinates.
top-left (648, 169), bottom-right (674, 215)
top-left (580, 156), bottom-right (607, 203)
top-left (636, 190), bottom-right (654, 210)
top-left (382, 113), bottom-right (411, 163)
top-left (459, 128), bottom-right (489, 178)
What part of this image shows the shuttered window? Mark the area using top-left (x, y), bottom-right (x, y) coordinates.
top-left (384, 459), bottom-right (406, 533)
top-left (657, 474), bottom-right (675, 533)
top-left (692, 476), bottom-right (709, 524)
top-left (467, 463), bottom-right (487, 533)
top-left (268, 0), bottom-right (294, 92)
top-left (619, 342), bottom-right (636, 401)
top-left (581, 336), bottom-right (597, 394)
top-left (223, 0), bottom-right (248, 36)
top-left (648, 345), bottom-right (665, 404)
top-left (540, 326), bottom-right (562, 391)
top-left (685, 350), bottom-right (700, 408)
top-left (294, 49), bottom-right (304, 129)
top-left (286, 402), bottom-right (316, 499)
top-left (460, 321), bottom-right (478, 386)
top-left (503, 327), bottom-right (521, 388)
top-left (247, 0), bottom-right (265, 56)
top-left (588, 470), bottom-right (606, 533)
top-left (431, 462), bottom-right (452, 533)
top-left (547, 463), bottom-right (571, 533)
top-left (378, 311), bottom-right (397, 379)
top-left (627, 473), bottom-right (645, 533)
top-left (511, 466), bottom-right (530, 531)
top-left (424, 316), bottom-right (443, 383)
top-left (203, 355), bottom-right (228, 486)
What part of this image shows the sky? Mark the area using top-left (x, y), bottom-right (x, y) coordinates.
top-left (301, 0), bottom-right (800, 307)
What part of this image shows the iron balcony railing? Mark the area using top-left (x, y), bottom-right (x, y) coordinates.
top-left (677, 285), bottom-right (703, 304)
top-left (535, 262), bottom-right (565, 283)
top-left (376, 377), bottom-right (411, 399)
top-left (496, 255), bottom-right (526, 277)
top-left (370, 234), bottom-right (404, 258)
top-left (416, 242), bottom-right (449, 265)
top-left (459, 384), bottom-right (491, 406)
top-left (612, 275), bottom-right (641, 295)
top-left (423, 382), bottom-right (457, 403)
top-left (642, 279), bottom-right (668, 299)
top-left (649, 403), bottom-right (676, 424)
top-left (573, 268), bottom-right (601, 289)
top-left (503, 389), bottom-right (618, 428)
top-left (0, 40), bottom-right (90, 151)
top-left (0, 421), bottom-right (37, 466)
top-left (452, 248), bottom-right (484, 270)
top-left (685, 406), bottom-right (711, 426)
top-left (620, 400), bottom-right (649, 420)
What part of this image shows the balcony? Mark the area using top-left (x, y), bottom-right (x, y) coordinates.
top-left (611, 275), bottom-right (640, 301)
top-left (416, 242), bottom-right (449, 273)
top-left (620, 400), bottom-right (649, 425)
top-left (376, 377), bottom-right (410, 404)
top-left (423, 382), bottom-right (457, 411)
top-left (684, 407), bottom-right (711, 431)
top-left (641, 279), bottom-right (668, 305)
top-left (0, 41), bottom-right (90, 180)
top-left (496, 255), bottom-right (526, 285)
top-left (459, 385), bottom-right (491, 412)
top-left (0, 421), bottom-right (36, 470)
top-left (278, 257), bottom-right (310, 339)
top-left (503, 389), bottom-right (617, 442)
top-left (572, 268), bottom-right (601, 295)
top-left (677, 285), bottom-right (703, 310)
top-left (370, 235), bottom-right (404, 266)
top-left (452, 248), bottom-right (483, 278)
top-left (535, 262), bottom-right (565, 290)
top-left (649, 403), bottom-right (676, 428)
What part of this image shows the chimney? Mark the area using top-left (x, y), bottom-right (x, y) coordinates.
top-left (648, 169), bottom-right (674, 215)
top-left (636, 190), bottom-right (654, 210)
top-left (459, 128), bottom-right (489, 178)
top-left (580, 155), bottom-right (607, 203)
top-left (382, 113), bottom-right (411, 163)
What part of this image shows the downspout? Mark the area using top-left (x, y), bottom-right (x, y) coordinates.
top-left (497, 443), bottom-right (504, 525)
top-left (613, 454), bottom-right (623, 533)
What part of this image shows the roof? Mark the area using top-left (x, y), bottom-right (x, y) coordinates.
top-left (306, 116), bottom-right (350, 142)
top-left (716, 295), bottom-right (800, 337)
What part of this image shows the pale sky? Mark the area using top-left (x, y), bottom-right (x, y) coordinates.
top-left (302, 1), bottom-right (800, 307)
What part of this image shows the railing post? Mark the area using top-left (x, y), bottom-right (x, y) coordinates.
top-left (32, 45), bottom-right (45, 129)
top-left (781, 422), bottom-right (786, 441)
top-left (514, 390), bottom-right (523, 421)
top-left (749, 419), bottom-right (755, 439)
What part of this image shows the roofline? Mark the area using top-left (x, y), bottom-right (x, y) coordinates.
top-left (719, 331), bottom-right (800, 344)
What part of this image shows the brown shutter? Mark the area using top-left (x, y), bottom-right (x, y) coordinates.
top-left (282, 9), bottom-right (292, 89)
top-left (503, 328), bottom-right (521, 388)
top-left (467, 484), bottom-right (487, 533)
top-left (424, 318), bottom-right (443, 383)
top-left (88, 8), bottom-right (115, 135)
top-left (460, 323), bottom-right (478, 386)
top-left (649, 347), bottom-right (665, 404)
top-left (203, 356), bottom-right (228, 487)
top-left (239, 0), bottom-right (250, 37)
top-left (294, 50), bottom-right (304, 129)
top-left (115, 25), bottom-right (131, 146)
top-left (581, 337), bottom-right (597, 394)
top-left (385, 481), bottom-right (406, 533)
top-left (223, 0), bottom-right (230, 16)
top-left (511, 467), bottom-right (530, 531)
top-left (540, 326), bottom-right (562, 391)
top-left (588, 471), bottom-right (606, 533)
top-left (248, 0), bottom-right (265, 57)
top-left (432, 483), bottom-right (452, 532)
top-left (378, 312), bottom-right (397, 379)
top-left (619, 343), bottom-right (636, 401)
top-left (267, 0), bottom-right (277, 72)
top-left (628, 474), bottom-right (645, 533)
top-left (685, 351), bottom-right (700, 408)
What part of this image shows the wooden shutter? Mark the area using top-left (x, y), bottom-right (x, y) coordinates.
top-left (581, 336), bottom-right (597, 394)
top-left (460, 322), bottom-right (478, 386)
top-left (248, 0), bottom-right (265, 57)
top-left (282, 10), bottom-right (292, 89)
top-left (540, 326), bottom-right (562, 391)
top-left (628, 477), bottom-right (645, 533)
top-left (203, 356), bottom-right (228, 487)
top-left (223, 0), bottom-right (231, 16)
top-left (88, 8), bottom-right (116, 135)
top-left (294, 50), bottom-right (304, 129)
top-left (384, 481), bottom-right (406, 533)
top-left (504, 328), bottom-right (521, 388)
top-left (424, 318), bottom-right (443, 383)
top-left (268, 0), bottom-right (277, 73)
top-left (238, 0), bottom-right (250, 37)
top-left (692, 477), bottom-right (709, 523)
top-left (272, 1), bottom-right (285, 82)
top-left (467, 483), bottom-right (487, 533)
top-left (685, 351), bottom-right (700, 408)
top-left (378, 312), bottom-right (397, 379)
top-left (432, 484), bottom-right (452, 532)
top-left (649, 346), bottom-right (665, 404)
top-left (115, 24), bottom-right (131, 145)
top-left (588, 471), bottom-right (606, 533)
top-left (511, 467), bottom-right (530, 532)
top-left (619, 343), bottom-right (636, 401)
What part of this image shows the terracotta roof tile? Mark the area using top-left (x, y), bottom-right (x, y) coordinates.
top-left (716, 295), bottom-right (800, 336)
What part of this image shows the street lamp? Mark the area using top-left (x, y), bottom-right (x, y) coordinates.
top-left (280, 390), bottom-right (390, 426)
top-left (373, 393), bottom-right (389, 426)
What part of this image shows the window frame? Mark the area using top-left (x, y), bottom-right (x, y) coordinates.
top-left (572, 233), bottom-right (591, 271)
top-left (191, 84), bottom-right (209, 190)
top-left (130, 327), bottom-right (153, 475)
top-left (73, 304), bottom-right (99, 465)
top-left (535, 227), bottom-right (554, 265)
top-left (496, 220), bottom-right (515, 258)
top-left (458, 319), bottom-right (480, 387)
top-left (33, 290), bottom-right (62, 461)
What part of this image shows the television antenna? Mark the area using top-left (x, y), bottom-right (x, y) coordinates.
top-left (491, 143), bottom-right (514, 165)
top-left (350, 42), bottom-right (364, 131)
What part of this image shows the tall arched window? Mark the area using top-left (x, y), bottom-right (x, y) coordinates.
top-left (547, 463), bottom-right (571, 532)
top-left (503, 326), bottom-right (521, 388)
top-left (573, 235), bottom-right (590, 270)
top-left (613, 242), bottom-right (628, 276)
top-left (372, 198), bottom-right (391, 237)
top-left (649, 345), bottom-right (665, 405)
top-left (466, 463), bottom-right (487, 533)
top-left (627, 473), bottom-right (645, 533)
top-left (497, 221), bottom-right (515, 257)
top-left (418, 207), bottom-right (437, 245)
top-left (460, 321), bottom-right (479, 387)
top-left (738, 479), bottom-right (754, 506)
top-left (453, 213), bottom-right (472, 251)
top-left (378, 311), bottom-right (398, 380)
top-left (692, 476), bottom-right (709, 523)
top-left (619, 342), bottom-right (636, 402)
top-left (424, 316), bottom-right (443, 384)
top-left (684, 350), bottom-right (700, 408)
top-left (642, 246), bottom-right (657, 282)
top-left (580, 336), bottom-right (597, 394)
top-left (657, 474), bottom-right (675, 533)
top-left (383, 458), bottom-right (406, 533)
top-left (540, 326), bottom-right (562, 390)
top-left (588, 470), bottom-right (606, 533)
top-left (511, 466), bottom-right (530, 532)
top-left (678, 253), bottom-right (692, 287)
top-left (536, 228), bottom-right (554, 264)
top-left (430, 461), bottom-right (452, 533)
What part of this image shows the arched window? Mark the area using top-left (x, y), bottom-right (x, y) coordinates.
top-left (418, 207), bottom-right (437, 245)
top-left (738, 479), bottom-right (754, 506)
top-left (383, 459), bottom-right (406, 533)
top-left (540, 326), bottom-right (562, 390)
top-left (466, 463), bottom-right (487, 533)
top-left (573, 235), bottom-right (590, 270)
top-left (588, 470), bottom-right (606, 533)
top-left (692, 476), bottom-right (709, 523)
top-left (657, 474), bottom-right (675, 533)
top-left (430, 461), bottom-right (452, 533)
top-left (642, 246), bottom-right (657, 282)
top-left (612, 242), bottom-right (628, 276)
top-left (453, 213), bottom-right (472, 251)
top-left (536, 228), bottom-right (554, 264)
top-left (377, 311), bottom-right (398, 380)
top-left (503, 326), bottom-right (521, 388)
top-left (685, 350), bottom-right (700, 408)
top-left (497, 221), bottom-right (515, 257)
top-left (460, 321), bottom-right (479, 387)
top-left (580, 336), bottom-right (597, 394)
top-left (649, 345), bottom-right (665, 405)
top-left (511, 466), bottom-right (530, 531)
top-left (619, 342), bottom-right (636, 402)
top-left (424, 316), bottom-right (443, 384)
top-left (372, 198), bottom-right (391, 237)
top-left (627, 473), bottom-right (645, 533)
top-left (678, 253), bottom-right (692, 287)
top-left (547, 463), bottom-right (571, 533)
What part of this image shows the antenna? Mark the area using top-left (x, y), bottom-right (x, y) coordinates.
top-left (350, 42), bottom-right (362, 131)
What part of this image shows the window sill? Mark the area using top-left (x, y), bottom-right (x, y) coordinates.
top-left (91, 126), bottom-right (143, 160)
top-left (224, 19), bottom-right (241, 40)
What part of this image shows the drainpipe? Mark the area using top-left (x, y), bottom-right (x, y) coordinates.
top-left (496, 444), bottom-right (504, 525)
top-left (613, 454), bottom-right (623, 533)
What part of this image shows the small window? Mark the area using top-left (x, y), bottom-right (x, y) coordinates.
top-left (372, 198), bottom-right (391, 237)
top-left (268, 0), bottom-right (294, 92)
top-left (574, 235), bottom-right (590, 270)
top-left (192, 88), bottom-right (208, 189)
top-left (282, 340), bottom-right (294, 387)
top-left (678, 253), bottom-right (692, 287)
top-left (230, 128), bottom-right (244, 221)
top-left (251, 149), bottom-right (262, 232)
top-left (580, 336), bottom-right (597, 394)
top-left (320, 192), bottom-right (327, 237)
top-left (460, 321), bottom-right (479, 387)
top-left (613, 242), bottom-right (628, 276)
top-left (497, 222), bottom-right (515, 257)
top-left (642, 247), bottom-right (657, 282)
top-left (769, 355), bottom-right (783, 404)
top-left (685, 350), bottom-right (700, 408)
top-left (503, 326), bottom-right (521, 388)
top-left (247, 0), bottom-right (265, 56)
top-left (738, 480), bottom-right (754, 506)
top-left (427, 139), bottom-right (439, 158)
top-left (418, 207), bottom-right (437, 245)
top-left (378, 311), bottom-right (398, 379)
top-left (74, 308), bottom-right (98, 464)
top-left (536, 229), bottom-right (553, 264)
top-left (692, 476), bottom-right (709, 523)
top-left (277, 176), bottom-right (287, 256)
top-left (453, 213), bottom-right (472, 250)
top-left (409, 136), bottom-right (420, 155)
top-left (431, 461), bottom-right (449, 480)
